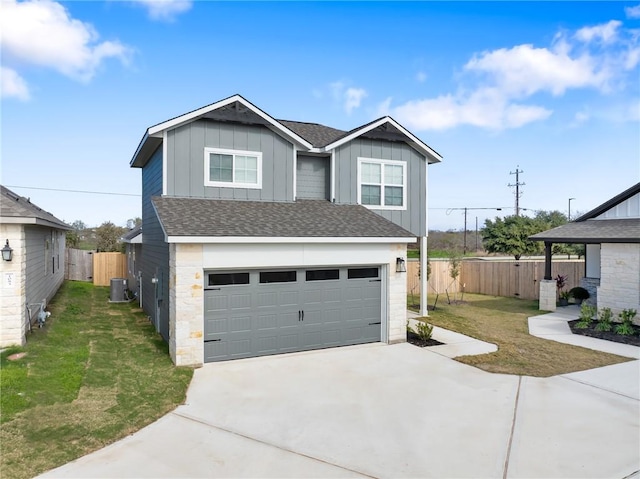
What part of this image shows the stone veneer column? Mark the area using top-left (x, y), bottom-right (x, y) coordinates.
top-left (0, 224), bottom-right (26, 347)
top-left (597, 244), bottom-right (640, 322)
top-left (539, 279), bottom-right (557, 311)
top-left (388, 243), bottom-right (408, 343)
top-left (169, 243), bottom-right (204, 367)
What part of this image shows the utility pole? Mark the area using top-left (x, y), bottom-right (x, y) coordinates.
top-left (463, 207), bottom-right (468, 255)
top-left (508, 166), bottom-right (525, 216)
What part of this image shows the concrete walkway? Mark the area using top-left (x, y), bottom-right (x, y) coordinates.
top-left (528, 305), bottom-right (640, 359)
top-left (39, 335), bottom-right (640, 478)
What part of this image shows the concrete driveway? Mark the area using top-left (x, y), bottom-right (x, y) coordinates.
top-left (40, 342), bottom-right (639, 478)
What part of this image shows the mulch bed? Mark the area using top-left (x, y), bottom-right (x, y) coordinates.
top-left (568, 320), bottom-right (640, 347)
top-left (407, 331), bottom-right (444, 348)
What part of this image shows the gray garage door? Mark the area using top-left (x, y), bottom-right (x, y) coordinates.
top-left (204, 266), bottom-right (382, 362)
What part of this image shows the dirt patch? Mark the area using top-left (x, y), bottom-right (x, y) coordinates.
top-left (7, 353), bottom-right (27, 361)
top-left (407, 331), bottom-right (444, 348)
top-left (568, 320), bottom-right (640, 347)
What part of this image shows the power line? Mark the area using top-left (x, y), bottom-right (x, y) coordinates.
top-left (6, 185), bottom-right (140, 197)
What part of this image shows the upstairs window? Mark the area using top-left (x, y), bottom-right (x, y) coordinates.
top-left (204, 147), bottom-right (262, 189)
top-left (357, 158), bottom-right (406, 210)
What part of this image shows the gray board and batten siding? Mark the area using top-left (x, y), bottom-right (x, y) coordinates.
top-left (334, 138), bottom-right (427, 237)
top-left (296, 155), bottom-right (330, 200)
top-left (141, 146), bottom-right (170, 341)
top-left (166, 120), bottom-right (295, 201)
top-left (25, 226), bottom-right (65, 318)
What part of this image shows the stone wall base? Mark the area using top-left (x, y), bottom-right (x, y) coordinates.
top-left (539, 279), bottom-right (556, 311)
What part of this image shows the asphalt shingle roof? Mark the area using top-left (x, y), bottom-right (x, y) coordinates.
top-left (277, 120), bottom-right (346, 148)
top-left (0, 185), bottom-right (70, 230)
top-left (152, 198), bottom-right (415, 238)
top-left (529, 218), bottom-right (640, 243)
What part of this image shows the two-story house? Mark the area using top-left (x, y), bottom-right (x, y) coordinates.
top-left (130, 94), bottom-right (442, 366)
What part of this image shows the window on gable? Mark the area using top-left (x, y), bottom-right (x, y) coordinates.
top-left (204, 148), bottom-right (262, 189)
top-left (357, 158), bottom-right (406, 210)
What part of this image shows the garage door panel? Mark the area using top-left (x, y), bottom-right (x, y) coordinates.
top-left (257, 291), bottom-right (278, 308)
top-left (205, 295), bottom-right (228, 312)
top-left (255, 313), bottom-right (278, 330)
top-left (230, 315), bottom-right (251, 333)
top-left (278, 290), bottom-right (299, 307)
top-left (230, 293), bottom-right (252, 309)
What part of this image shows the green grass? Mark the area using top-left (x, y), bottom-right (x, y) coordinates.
top-left (0, 281), bottom-right (193, 479)
top-left (409, 293), bottom-right (631, 377)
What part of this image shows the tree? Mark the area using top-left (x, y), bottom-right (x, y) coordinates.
top-left (71, 220), bottom-right (87, 231)
top-left (66, 230), bottom-right (80, 248)
top-left (481, 215), bottom-right (544, 260)
top-left (95, 221), bottom-right (126, 252)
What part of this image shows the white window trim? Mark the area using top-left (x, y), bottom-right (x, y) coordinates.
top-left (204, 147), bottom-right (263, 189)
top-left (357, 157), bottom-right (407, 211)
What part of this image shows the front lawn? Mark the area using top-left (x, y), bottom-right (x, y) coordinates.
top-left (410, 293), bottom-right (631, 377)
top-left (0, 281), bottom-right (193, 479)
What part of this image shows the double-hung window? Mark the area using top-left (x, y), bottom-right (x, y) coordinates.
top-left (357, 158), bottom-right (406, 210)
top-left (204, 147), bottom-right (262, 189)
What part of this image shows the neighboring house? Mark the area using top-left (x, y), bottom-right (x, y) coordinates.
top-left (531, 182), bottom-right (640, 320)
top-left (130, 94), bottom-right (442, 366)
top-left (0, 186), bottom-right (71, 347)
top-left (121, 224), bottom-right (142, 302)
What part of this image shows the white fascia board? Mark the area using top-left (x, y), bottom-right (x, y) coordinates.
top-left (0, 217), bottom-right (71, 230)
top-left (322, 117), bottom-right (443, 164)
top-left (162, 130), bottom-right (168, 195)
top-left (130, 131), bottom-right (150, 167)
top-left (147, 95), bottom-right (313, 150)
top-left (167, 236), bottom-right (417, 244)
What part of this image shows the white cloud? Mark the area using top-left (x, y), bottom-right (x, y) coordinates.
top-left (344, 87), bottom-right (367, 114)
top-left (0, 0), bottom-right (131, 89)
top-left (625, 4), bottom-right (640, 19)
top-left (573, 110), bottom-right (590, 124)
top-left (323, 81), bottom-right (367, 113)
top-left (134, 0), bottom-right (192, 21)
top-left (1, 67), bottom-right (30, 101)
top-left (575, 20), bottom-right (622, 44)
top-left (389, 88), bottom-right (551, 131)
top-left (382, 19), bottom-right (639, 131)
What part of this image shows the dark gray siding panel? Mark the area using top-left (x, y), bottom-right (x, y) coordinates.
top-left (25, 226), bottom-right (65, 318)
top-left (334, 138), bottom-right (426, 236)
top-left (141, 146), bottom-right (170, 341)
top-left (166, 120), bottom-right (294, 201)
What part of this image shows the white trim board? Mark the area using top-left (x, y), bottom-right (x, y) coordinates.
top-left (167, 236), bottom-right (416, 244)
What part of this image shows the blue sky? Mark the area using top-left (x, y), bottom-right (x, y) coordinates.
top-left (2, 0), bottom-right (639, 231)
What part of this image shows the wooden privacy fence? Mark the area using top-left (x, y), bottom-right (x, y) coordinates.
top-left (408, 258), bottom-right (585, 301)
top-left (65, 249), bottom-right (127, 286)
top-left (92, 252), bottom-right (127, 286)
top-left (65, 248), bottom-right (94, 282)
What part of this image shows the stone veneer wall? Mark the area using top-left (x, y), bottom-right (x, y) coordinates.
top-left (597, 243), bottom-right (640, 323)
top-left (0, 224), bottom-right (26, 347)
top-left (388, 243), bottom-right (408, 343)
top-left (538, 279), bottom-right (557, 311)
top-left (580, 277), bottom-right (600, 306)
top-left (169, 243), bottom-right (204, 367)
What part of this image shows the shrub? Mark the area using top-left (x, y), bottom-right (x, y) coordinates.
top-left (415, 320), bottom-right (434, 341)
top-left (568, 286), bottom-right (590, 301)
top-left (615, 309), bottom-right (637, 336)
top-left (595, 307), bottom-right (613, 332)
top-left (575, 304), bottom-right (596, 329)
